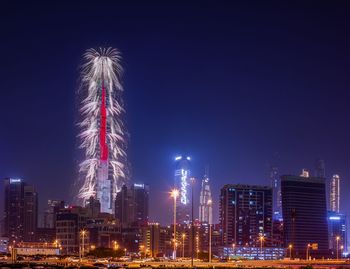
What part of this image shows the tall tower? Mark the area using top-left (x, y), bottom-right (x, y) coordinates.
top-left (270, 165), bottom-right (282, 220)
top-left (3, 178), bottom-right (38, 242)
top-left (77, 48), bottom-right (128, 214)
top-left (330, 174), bottom-right (340, 213)
top-left (199, 169), bottom-right (212, 224)
top-left (174, 155), bottom-right (191, 224)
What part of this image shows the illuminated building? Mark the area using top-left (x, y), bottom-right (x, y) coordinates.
top-left (86, 217), bottom-right (120, 248)
top-left (199, 170), bottom-right (212, 224)
top-left (115, 183), bottom-right (149, 228)
top-left (3, 178), bottom-right (38, 243)
top-left (174, 155), bottom-right (191, 224)
top-left (330, 174), bottom-right (340, 213)
top-left (220, 184), bottom-right (272, 248)
top-left (327, 211), bottom-right (347, 257)
top-left (77, 48), bottom-right (128, 214)
top-left (281, 174), bottom-right (328, 258)
top-left (56, 206), bottom-right (89, 255)
top-left (140, 223), bottom-right (161, 257)
top-left (270, 166), bottom-right (282, 220)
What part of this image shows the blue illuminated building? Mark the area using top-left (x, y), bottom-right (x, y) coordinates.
top-left (174, 155), bottom-right (191, 224)
top-left (328, 211), bottom-right (347, 257)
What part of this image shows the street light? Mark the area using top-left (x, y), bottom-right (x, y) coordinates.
top-left (182, 233), bottom-right (186, 258)
top-left (113, 240), bottom-right (119, 251)
top-left (140, 244), bottom-right (145, 258)
top-left (288, 244), bottom-right (293, 259)
top-left (336, 236), bottom-right (340, 260)
top-left (232, 243), bottom-right (236, 257)
top-left (80, 229), bottom-right (87, 260)
top-left (171, 189), bottom-right (179, 260)
top-left (259, 235), bottom-right (264, 259)
top-left (340, 245), bottom-right (344, 259)
top-left (208, 199), bottom-right (213, 263)
top-left (306, 243), bottom-right (311, 260)
top-left (196, 235), bottom-right (199, 259)
top-left (190, 177), bottom-right (195, 267)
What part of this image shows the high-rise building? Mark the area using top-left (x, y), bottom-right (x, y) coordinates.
top-left (220, 184), bottom-right (273, 247)
top-left (43, 200), bottom-right (65, 228)
top-left (174, 155), bottom-right (191, 224)
top-left (77, 48), bottom-right (128, 214)
top-left (140, 223), bottom-right (161, 257)
top-left (270, 166), bottom-right (282, 220)
top-left (281, 174), bottom-right (329, 258)
top-left (199, 170), bottom-right (212, 224)
top-left (133, 183), bottom-right (149, 224)
top-left (330, 174), bottom-right (340, 213)
top-left (56, 206), bottom-right (90, 255)
top-left (23, 185), bottom-right (38, 242)
top-left (3, 178), bottom-right (38, 243)
top-left (115, 183), bottom-right (149, 228)
top-left (327, 211), bottom-right (347, 257)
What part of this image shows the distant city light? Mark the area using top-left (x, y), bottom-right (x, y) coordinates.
top-left (329, 216), bottom-right (341, 220)
top-left (186, 156), bottom-right (191, 161)
top-left (175, 156), bottom-right (182, 161)
top-left (9, 178), bottom-right (22, 184)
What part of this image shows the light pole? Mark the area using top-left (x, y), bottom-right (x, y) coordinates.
top-left (208, 199), bottom-right (212, 263)
top-left (182, 233), bottom-right (186, 258)
top-left (306, 243), bottom-right (310, 260)
top-left (336, 236), bottom-right (340, 260)
top-left (232, 243), bottom-right (236, 259)
top-left (80, 229), bottom-right (87, 261)
top-left (190, 177), bottom-right (195, 267)
top-left (171, 189), bottom-right (179, 260)
top-left (259, 235), bottom-right (264, 259)
top-left (340, 245), bottom-right (344, 259)
top-left (196, 235), bottom-right (199, 259)
top-left (288, 244), bottom-right (293, 259)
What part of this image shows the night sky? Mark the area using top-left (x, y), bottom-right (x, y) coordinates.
top-left (1, 1), bottom-right (350, 226)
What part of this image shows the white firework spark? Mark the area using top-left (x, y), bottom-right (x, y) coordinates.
top-left (77, 47), bottom-right (127, 205)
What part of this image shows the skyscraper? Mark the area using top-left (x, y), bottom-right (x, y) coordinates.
top-left (3, 178), bottom-right (38, 243)
top-left (115, 183), bottom-right (149, 227)
top-left (281, 174), bottom-right (329, 258)
top-left (23, 185), bottom-right (38, 242)
top-left (220, 184), bottom-right (272, 247)
top-left (270, 165), bottom-right (282, 220)
top-left (77, 48), bottom-right (128, 214)
top-left (330, 174), bottom-right (340, 213)
top-left (174, 155), bottom-right (191, 224)
top-left (43, 200), bottom-right (65, 228)
top-left (327, 211), bottom-right (347, 257)
top-left (199, 170), bottom-right (212, 224)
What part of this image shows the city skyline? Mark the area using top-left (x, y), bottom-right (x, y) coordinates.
top-left (1, 1), bottom-right (350, 227)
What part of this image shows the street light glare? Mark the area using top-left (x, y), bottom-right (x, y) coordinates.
top-left (171, 189), bottom-right (179, 198)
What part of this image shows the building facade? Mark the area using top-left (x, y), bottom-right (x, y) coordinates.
top-left (43, 200), bottom-right (65, 229)
top-left (115, 183), bottom-right (149, 228)
top-left (174, 156), bottom-right (191, 224)
top-left (270, 166), bottom-right (282, 220)
top-left (3, 178), bottom-right (38, 243)
top-left (327, 211), bottom-right (347, 257)
top-left (281, 174), bottom-right (329, 259)
top-left (220, 184), bottom-right (273, 248)
top-left (199, 172), bottom-right (212, 224)
top-left (330, 174), bottom-right (340, 213)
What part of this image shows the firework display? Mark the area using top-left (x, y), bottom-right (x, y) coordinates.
top-left (77, 47), bottom-right (127, 213)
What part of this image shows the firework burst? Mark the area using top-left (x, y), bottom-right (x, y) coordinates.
top-left (77, 47), bottom-right (127, 212)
